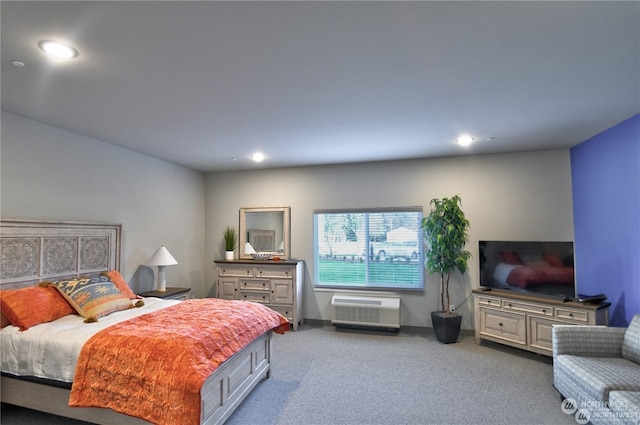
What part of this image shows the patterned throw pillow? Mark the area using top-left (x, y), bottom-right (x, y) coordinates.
top-left (0, 285), bottom-right (76, 330)
top-left (52, 276), bottom-right (134, 322)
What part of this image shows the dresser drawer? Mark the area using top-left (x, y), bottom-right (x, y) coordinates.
top-left (239, 291), bottom-right (270, 304)
top-left (239, 279), bottom-right (270, 291)
top-left (255, 265), bottom-right (294, 279)
top-left (270, 305), bottom-right (293, 323)
top-left (555, 307), bottom-right (588, 322)
top-left (502, 300), bottom-right (553, 316)
top-left (477, 295), bottom-right (502, 308)
top-left (218, 265), bottom-right (254, 277)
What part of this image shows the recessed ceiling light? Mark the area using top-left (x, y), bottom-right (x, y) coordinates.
top-left (251, 153), bottom-right (266, 162)
top-left (38, 40), bottom-right (79, 59)
top-left (11, 60), bottom-right (25, 67)
top-left (456, 135), bottom-right (475, 147)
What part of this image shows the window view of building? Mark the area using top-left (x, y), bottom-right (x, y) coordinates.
top-left (313, 208), bottom-right (424, 291)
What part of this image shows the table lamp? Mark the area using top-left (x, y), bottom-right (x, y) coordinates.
top-left (147, 245), bottom-right (178, 292)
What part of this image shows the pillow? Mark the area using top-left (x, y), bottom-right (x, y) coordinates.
top-left (520, 254), bottom-right (548, 266)
top-left (544, 254), bottom-right (563, 267)
top-left (102, 270), bottom-right (138, 299)
top-left (0, 286), bottom-right (76, 331)
top-left (51, 276), bottom-right (134, 322)
top-left (622, 314), bottom-right (640, 364)
top-left (499, 251), bottom-right (522, 265)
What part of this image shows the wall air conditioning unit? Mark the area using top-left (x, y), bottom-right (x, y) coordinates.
top-left (331, 295), bottom-right (400, 331)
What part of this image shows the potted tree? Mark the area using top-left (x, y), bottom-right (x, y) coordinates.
top-left (421, 195), bottom-right (471, 343)
top-left (223, 226), bottom-right (237, 260)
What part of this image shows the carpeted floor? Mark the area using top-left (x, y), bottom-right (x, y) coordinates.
top-left (1, 324), bottom-right (577, 425)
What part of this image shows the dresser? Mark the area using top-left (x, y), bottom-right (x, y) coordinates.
top-left (215, 260), bottom-right (304, 330)
top-left (473, 288), bottom-right (610, 356)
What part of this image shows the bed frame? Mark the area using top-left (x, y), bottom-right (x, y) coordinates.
top-left (0, 219), bottom-right (273, 425)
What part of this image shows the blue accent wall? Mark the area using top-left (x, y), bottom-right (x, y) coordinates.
top-left (571, 114), bottom-right (640, 326)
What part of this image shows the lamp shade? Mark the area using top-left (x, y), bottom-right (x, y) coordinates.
top-left (148, 245), bottom-right (178, 266)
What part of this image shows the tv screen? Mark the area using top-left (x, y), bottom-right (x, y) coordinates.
top-left (479, 241), bottom-right (575, 299)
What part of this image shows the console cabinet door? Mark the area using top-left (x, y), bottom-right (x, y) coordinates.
top-left (528, 316), bottom-right (555, 352)
top-left (479, 308), bottom-right (526, 345)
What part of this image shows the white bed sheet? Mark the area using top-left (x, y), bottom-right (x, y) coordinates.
top-left (0, 297), bottom-right (179, 383)
top-left (492, 262), bottom-right (520, 285)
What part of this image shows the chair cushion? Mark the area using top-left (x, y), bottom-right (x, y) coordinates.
top-left (622, 314), bottom-right (640, 364)
top-left (555, 355), bottom-right (640, 402)
top-left (608, 391), bottom-right (640, 416)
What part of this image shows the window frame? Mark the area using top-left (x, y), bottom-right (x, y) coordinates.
top-left (313, 207), bottom-right (425, 292)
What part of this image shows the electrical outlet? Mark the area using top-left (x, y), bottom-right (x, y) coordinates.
top-left (449, 304), bottom-right (455, 313)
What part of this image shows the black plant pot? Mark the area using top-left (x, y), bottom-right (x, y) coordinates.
top-left (431, 311), bottom-right (462, 344)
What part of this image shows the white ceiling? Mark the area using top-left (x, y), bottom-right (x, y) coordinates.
top-left (2, 1), bottom-right (638, 173)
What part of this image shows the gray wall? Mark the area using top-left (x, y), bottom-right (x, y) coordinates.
top-left (1, 111), bottom-right (574, 328)
top-left (1, 112), bottom-right (207, 297)
top-left (205, 150), bottom-right (574, 329)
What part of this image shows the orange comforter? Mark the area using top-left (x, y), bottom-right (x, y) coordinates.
top-left (69, 298), bottom-right (289, 425)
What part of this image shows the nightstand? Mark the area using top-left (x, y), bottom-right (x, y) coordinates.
top-left (139, 287), bottom-right (190, 301)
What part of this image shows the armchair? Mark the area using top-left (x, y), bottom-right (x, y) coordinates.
top-left (553, 314), bottom-right (640, 424)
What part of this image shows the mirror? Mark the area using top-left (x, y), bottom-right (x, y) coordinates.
top-left (239, 207), bottom-right (291, 259)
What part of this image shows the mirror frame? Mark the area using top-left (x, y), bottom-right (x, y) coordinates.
top-left (239, 207), bottom-right (291, 259)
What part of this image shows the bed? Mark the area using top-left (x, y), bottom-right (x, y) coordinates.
top-left (490, 249), bottom-right (574, 294)
top-left (0, 219), bottom-right (289, 425)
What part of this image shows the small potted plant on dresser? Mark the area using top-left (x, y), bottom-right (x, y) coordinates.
top-left (421, 194), bottom-right (471, 344)
top-left (223, 226), bottom-right (237, 260)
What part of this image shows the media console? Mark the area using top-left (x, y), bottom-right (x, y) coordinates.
top-left (473, 288), bottom-right (610, 356)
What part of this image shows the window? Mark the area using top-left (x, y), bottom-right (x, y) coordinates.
top-left (313, 207), bottom-right (424, 291)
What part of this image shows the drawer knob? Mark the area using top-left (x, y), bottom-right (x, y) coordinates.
top-left (542, 309), bottom-right (546, 313)
top-left (569, 313), bottom-right (574, 317)
top-left (498, 322), bottom-right (503, 327)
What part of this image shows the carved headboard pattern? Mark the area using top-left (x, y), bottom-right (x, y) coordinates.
top-left (0, 220), bottom-right (121, 289)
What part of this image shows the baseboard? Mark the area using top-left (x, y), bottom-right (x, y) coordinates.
top-left (301, 319), bottom-right (474, 337)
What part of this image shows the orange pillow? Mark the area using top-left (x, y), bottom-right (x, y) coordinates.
top-left (544, 254), bottom-right (563, 267)
top-left (103, 270), bottom-right (137, 299)
top-left (1, 311), bottom-right (10, 328)
top-left (500, 251), bottom-right (522, 265)
top-left (0, 286), bottom-right (75, 331)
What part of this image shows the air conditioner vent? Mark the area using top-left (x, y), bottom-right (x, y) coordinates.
top-left (331, 295), bottom-right (400, 330)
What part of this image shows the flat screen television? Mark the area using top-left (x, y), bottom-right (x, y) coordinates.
top-left (478, 240), bottom-right (575, 300)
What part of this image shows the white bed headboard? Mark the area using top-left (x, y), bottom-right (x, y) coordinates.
top-left (0, 220), bottom-right (121, 289)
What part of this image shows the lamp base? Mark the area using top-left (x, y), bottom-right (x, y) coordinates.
top-left (157, 265), bottom-right (167, 292)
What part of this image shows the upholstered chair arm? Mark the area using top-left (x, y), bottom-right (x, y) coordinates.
top-left (552, 325), bottom-right (626, 359)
